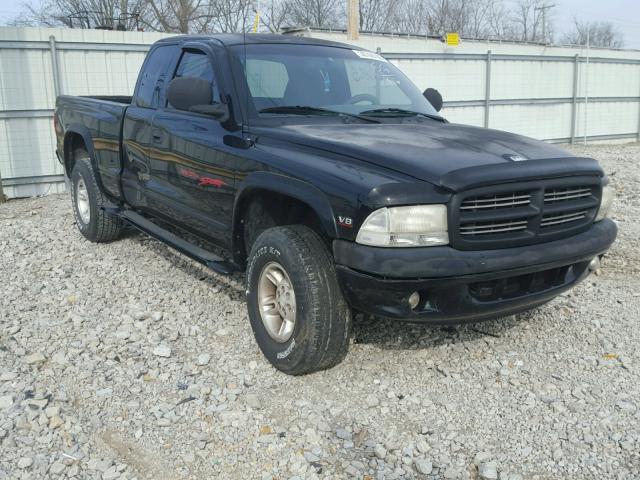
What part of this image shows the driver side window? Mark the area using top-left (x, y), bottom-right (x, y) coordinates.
top-left (170, 50), bottom-right (220, 108)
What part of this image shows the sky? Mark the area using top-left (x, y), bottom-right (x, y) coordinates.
top-left (532, 0), bottom-right (640, 49)
top-left (0, 0), bottom-right (639, 49)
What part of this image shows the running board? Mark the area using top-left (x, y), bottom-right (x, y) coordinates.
top-left (113, 209), bottom-right (236, 275)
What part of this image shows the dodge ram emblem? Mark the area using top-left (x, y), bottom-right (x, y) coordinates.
top-left (503, 153), bottom-right (528, 162)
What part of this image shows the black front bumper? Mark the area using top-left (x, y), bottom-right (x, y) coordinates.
top-left (333, 219), bottom-right (617, 323)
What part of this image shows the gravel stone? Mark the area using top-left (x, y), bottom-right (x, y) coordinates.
top-left (152, 344), bottom-right (172, 358)
top-left (49, 462), bottom-right (66, 474)
top-left (0, 395), bottom-right (13, 410)
top-left (0, 143), bottom-right (637, 479)
top-left (414, 457), bottom-right (432, 474)
top-left (245, 394), bottom-right (261, 409)
top-left (479, 461), bottom-right (498, 479)
top-left (365, 393), bottom-right (379, 407)
top-left (196, 353), bottom-right (211, 366)
top-left (17, 458), bottom-right (33, 469)
top-left (24, 352), bottom-right (46, 364)
top-left (374, 444), bottom-right (387, 459)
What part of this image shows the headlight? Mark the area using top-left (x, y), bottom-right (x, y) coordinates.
top-left (356, 205), bottom-right (448, 247)
top-left (595, 184), bottom-right (615, 222)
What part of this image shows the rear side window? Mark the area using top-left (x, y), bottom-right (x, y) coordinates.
top-left (171, 50), bottom-right (219, 106)
top-left (136, 45), bottom-right (177, 108)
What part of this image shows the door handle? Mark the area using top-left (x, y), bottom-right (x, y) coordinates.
top-left (152, 128), bottom-right (163, 142)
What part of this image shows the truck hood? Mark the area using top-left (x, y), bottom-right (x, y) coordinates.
top-left (254, 121), bottom-right (573, 185)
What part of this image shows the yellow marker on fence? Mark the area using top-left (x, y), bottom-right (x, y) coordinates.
top-left (445, 32), bottom-right (460, 46)
top-left (253, 12), bottom-right (260, 33)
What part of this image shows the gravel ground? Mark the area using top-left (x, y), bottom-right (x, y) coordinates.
top-left (1, 143), bottom-right (639, 480)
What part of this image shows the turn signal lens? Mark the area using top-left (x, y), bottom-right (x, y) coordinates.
top-left (595, 184), bottom-right (614, 222)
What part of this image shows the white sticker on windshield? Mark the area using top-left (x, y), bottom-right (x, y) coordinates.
top-left (353, 50), bottom-right (388, 62)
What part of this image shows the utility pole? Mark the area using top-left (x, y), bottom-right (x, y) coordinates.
top-left (347, 0), bottom-right (360, 40)
top-left (534, 3), bottom-right (555, 42)
top-left (584, 27), bottom-right (590, 145)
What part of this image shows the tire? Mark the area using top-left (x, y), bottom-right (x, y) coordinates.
top-left (246, 225), bottom-right (351, 375)
top-left (70, 149), bottom-right (123, 243)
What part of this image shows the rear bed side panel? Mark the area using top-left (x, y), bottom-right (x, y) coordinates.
top-left (57, 95), bottom-right (128, 200)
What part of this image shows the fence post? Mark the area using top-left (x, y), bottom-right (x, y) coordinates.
top-left (637, 63), bottom-right (640, 142)
top-left (570, 54), bottom-right (579, 144)
top-left (484, 50), bottom-right (492, 128)
top-left (49, 35), bottom-right (61, 97)
top-left (0, 169), bottom-right (6, 203)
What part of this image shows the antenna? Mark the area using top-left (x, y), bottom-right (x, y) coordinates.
top-left (243, 2), bottom-right (252, 141)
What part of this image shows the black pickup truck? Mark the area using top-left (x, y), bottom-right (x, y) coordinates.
top-left (54, 34), bottom-right (616, 374)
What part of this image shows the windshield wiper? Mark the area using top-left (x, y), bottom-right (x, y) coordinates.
top-left (359, 108), bottom-right (444, 122)
top-left (259, 105), bottom-right (379, 123)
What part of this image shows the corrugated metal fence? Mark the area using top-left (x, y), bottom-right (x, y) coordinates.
top-left (0, 27), bottom-right (168, 198)
top-left (1, 27), bottom-right (640, 198)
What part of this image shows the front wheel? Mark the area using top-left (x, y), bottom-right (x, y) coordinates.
top-left (246, 225), bottom-right (351, 375)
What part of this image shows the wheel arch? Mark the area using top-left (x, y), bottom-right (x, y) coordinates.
top-left (63, 124), bottom-right (98, 177)
top-left (232, 172), bottom-right (338, 265)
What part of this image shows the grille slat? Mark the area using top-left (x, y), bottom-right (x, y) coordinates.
top-left (460, 192), bottom-right (531, 211)
top-left (544, 187), bottom-right (592, 203)
top-left (454, 182), bottom-right (600, 248)
top-left (460, 219), bottom-right (529, 235)
top-left (541, 210), bottom-right (588, 227)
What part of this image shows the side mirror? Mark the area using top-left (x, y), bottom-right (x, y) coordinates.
top-left (166, 76), bottom-right (212, 110)
top-left (423, 88), bottom-right (443, 112)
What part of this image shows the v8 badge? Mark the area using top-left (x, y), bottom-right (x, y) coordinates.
top-left (337, 216), bottom-right (353, 228)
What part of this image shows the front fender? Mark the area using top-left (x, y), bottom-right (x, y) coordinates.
top-left (232, 171), bottom-right (338, 261)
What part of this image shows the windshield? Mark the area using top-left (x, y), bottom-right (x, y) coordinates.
top-left (230, 44), bottom-right (441, 120)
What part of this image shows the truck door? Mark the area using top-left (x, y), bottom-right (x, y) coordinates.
top-left (121, 43), bottom-right (179, 209)
top-left (145, 46), bottom-right (236, 247)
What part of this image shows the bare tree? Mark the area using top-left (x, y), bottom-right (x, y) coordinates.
top-left (511, 0), bottom-right (554, 43)
top-left (144, 0), bottom-right (204, 33)
top-left (202, 0), bottom-right (254, 33)
top-left (286, 0), bottom-right (343, 28)
top-left (387, 0), bottom-right (429, 35)
top-left (11, 0), bottom-right (148, 29)
top-left (464, 0), bottom-right (502, 38)
top-left (426, 0), bottom-right (468, 36)
top-left (358, 0), bottom-right (397, 32)
top-left (8, 0), bottom-right (627, 51)
top-left (258, 0), bottom-right (292, 32)
top-left (561, 18), bottom-right (624, 48)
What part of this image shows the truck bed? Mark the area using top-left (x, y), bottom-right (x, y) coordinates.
top-left (55, 94), bottom-right (131, 199)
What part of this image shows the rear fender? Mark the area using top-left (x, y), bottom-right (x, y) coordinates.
top-left (63, 124), bottom-right (115, 200)
top-left (63, 124), bottom-right (99, 176)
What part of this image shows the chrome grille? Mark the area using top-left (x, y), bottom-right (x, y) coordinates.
top-left (453, 180), bottom-right (601, 249)
top-left (460, 191), bottom-right (531, 211)
top-left (460, 219), bottom-right (528, 236)
top-left (544, 187), bottom-right (593, 203)
top-left (541, 210), bottom-right (588, 228)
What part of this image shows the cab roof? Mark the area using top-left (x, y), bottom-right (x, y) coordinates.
top-left (154, 33), bottom-right (362, 50)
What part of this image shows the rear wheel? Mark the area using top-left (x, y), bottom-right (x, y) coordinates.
top-left (246, 225), bottom-right (351, 375)
top-left (70, 149), bottom-right (123, 243)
